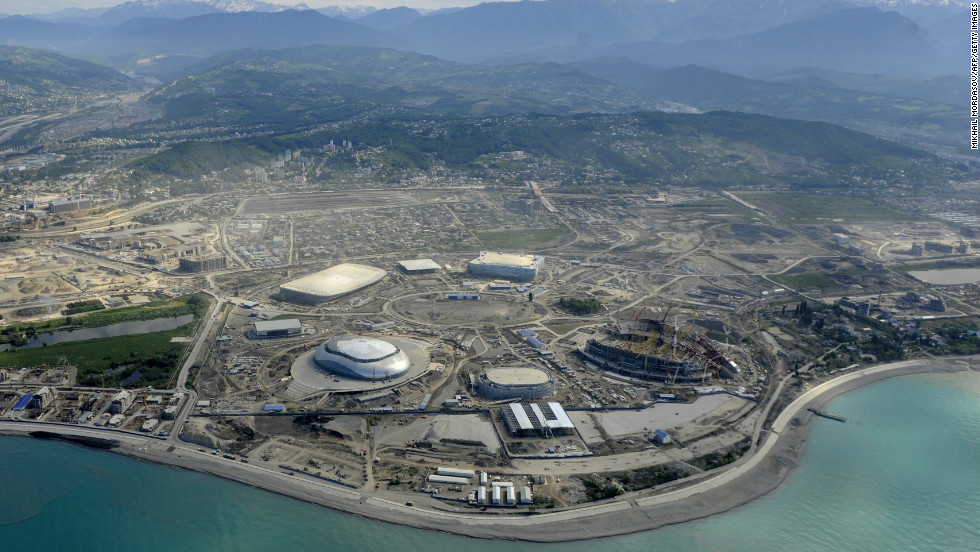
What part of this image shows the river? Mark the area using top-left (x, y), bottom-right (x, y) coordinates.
top-left (0, 315), bottom-right (194, 351)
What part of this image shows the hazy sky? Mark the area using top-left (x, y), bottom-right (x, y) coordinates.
top-left (2, 0), bottom-right (497, 16)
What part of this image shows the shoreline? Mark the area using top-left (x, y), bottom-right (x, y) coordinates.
top-left (1, 356), bottom-right (975, 542)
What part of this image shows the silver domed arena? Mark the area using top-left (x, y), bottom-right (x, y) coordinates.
top-left (313, 335), bottom-right (411, 381)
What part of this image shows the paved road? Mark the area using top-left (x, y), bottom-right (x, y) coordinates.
top-left (167, 293), bottom-right (224, 443)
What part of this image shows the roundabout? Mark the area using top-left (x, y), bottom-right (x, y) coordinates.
top-left (387, 292), bottom-right (546, 326)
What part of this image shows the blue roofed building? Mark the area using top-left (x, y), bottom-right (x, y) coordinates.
top-left (13, 394), bottom-right (34, 411)
top-left (526, 336), bottom-right (545, 349)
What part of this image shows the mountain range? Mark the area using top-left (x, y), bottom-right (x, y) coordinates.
top-left (568, 59), bottom-right (961, 148)
top-left (0, 0), bottom-right (970, 153)
top-left (141, 44), bottom-right (674, 126)
top-left (32, 0), bottom-right (314, 26)
top-left (1, 0), bottom-right (962, 79)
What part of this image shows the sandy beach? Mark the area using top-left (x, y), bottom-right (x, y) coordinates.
top-left (2, 356), bottom-right (975, 542)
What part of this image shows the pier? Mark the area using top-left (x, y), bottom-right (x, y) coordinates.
top-left (807, 408), bottom-right (847, 423)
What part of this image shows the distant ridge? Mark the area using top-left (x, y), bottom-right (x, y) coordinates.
top-left (33, 0), bottom-right (313, 26)
top-left (353, 7), bottom-right (422, 31)
top-left (0, 15), bottom-right (100, 51)
top-left (81, 9), bottom-right (390, 63)
top-left (598, 7), bottom-right (953, 78)
top-left (567, 58), bottom-right (961, 147)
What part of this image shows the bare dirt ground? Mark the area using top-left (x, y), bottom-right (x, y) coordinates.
top-left (375, 414), bottom-right (500, 454)
top-left (596, 394), bottom-right (742, 437)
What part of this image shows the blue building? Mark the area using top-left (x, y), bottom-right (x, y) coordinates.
top-left (652, 429), bottom-right (671, 445)
top-left (12, 394), bottom-right (33, 412)
top-left (526, 336), bottom-right (545, 349)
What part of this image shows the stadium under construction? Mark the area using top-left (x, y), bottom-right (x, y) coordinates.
top-left (580, 310), bottom-right (736, 383)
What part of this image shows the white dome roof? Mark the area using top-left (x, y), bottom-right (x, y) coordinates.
top-left (314, 335), bottom-right (411, 381)
top-left (331, 336), bottom-right (398, 361)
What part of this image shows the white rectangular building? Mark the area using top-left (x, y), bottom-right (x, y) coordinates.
top-left (428, 474), bottom-right (470, 485)
top-left (436, 467), bottom-right (475, 479)
top-left (251, 319), bottom-right (302, 338)
top-left (397, 259), bottom-right (441, 274)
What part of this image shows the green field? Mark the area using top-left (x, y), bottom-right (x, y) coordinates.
top-left (476, 226), bottom-right (570, 247)
top-left (0, 294), bottom-right (210, 387)
top-left (770, 272), bottom-right (843, 291)
top-left (740, 192), bottom-right (919, 223)
top-left (705, 252), bottom-right (750, 273)
top-left (1, 294), bottom-right (208, 346)
top-left (0, 324), bottom-right (193, 388)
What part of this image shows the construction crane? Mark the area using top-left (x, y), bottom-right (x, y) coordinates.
top-left (625, 308), bottom-right (644, 351)
top-left (656, 306), bottom-right (672, 342)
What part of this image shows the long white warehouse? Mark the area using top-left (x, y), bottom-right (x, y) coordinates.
top-left (436, 467), bottom-right (476, 479)
top-left (429, 474), bottom-right (470, 485)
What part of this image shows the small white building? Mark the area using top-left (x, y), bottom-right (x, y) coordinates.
top-left (30, 386), bottom-right (54, 409)
top-left (110, 391), bottom-right (133, 414)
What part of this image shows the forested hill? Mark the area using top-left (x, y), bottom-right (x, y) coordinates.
top-left (127, 109), bottom-right (936, 190)
top-left (143, 45), bottom-right (670, 124)
top-left (0, 45), bottom-right (134, 116)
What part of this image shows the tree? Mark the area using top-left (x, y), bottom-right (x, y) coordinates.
top-left (557, 296), bottom-right (602, 315)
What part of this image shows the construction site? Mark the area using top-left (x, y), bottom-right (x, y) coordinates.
top-left (1, 184), bottom-right (976, 513)
top-left (581, 308), bottom-right (745, 384)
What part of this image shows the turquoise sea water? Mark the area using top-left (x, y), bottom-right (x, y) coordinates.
top-left (1, 372), bottom-right (977, 551)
